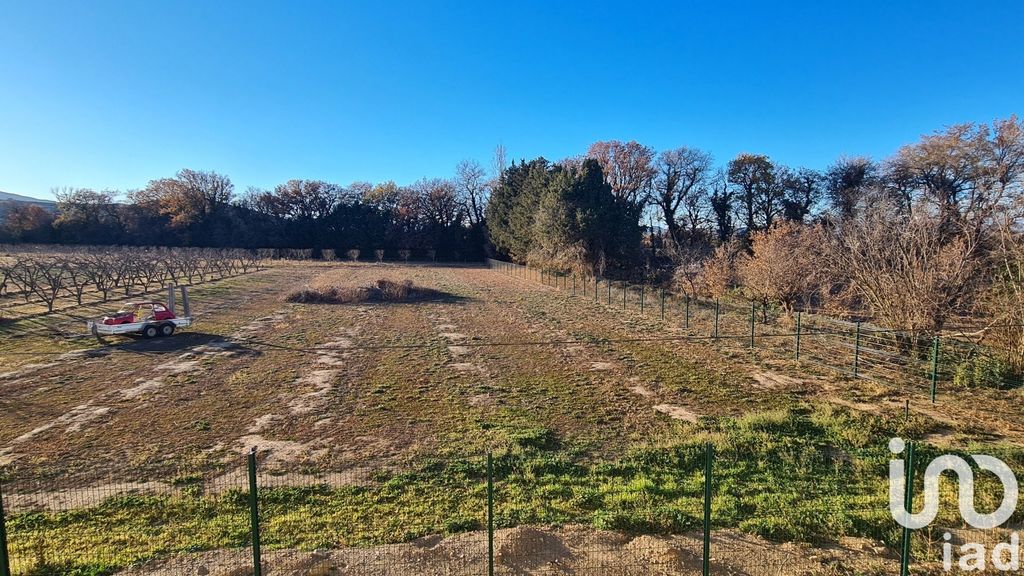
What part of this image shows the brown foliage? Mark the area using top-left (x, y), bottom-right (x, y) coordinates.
top-left (823, 202), bottom-right (982, 338)
top-left (738, 222), bottom-right (821, 314)
top-left (693, 240), bottom-right (742, 298)
top-left (130, 169), bottom-right (233, 229)
top-left (586, 140), bottom-right (655, 210)
top-left (284, 279), bottom-right (436, 304)
top-left (983, 207), bottom-right (1024, 367)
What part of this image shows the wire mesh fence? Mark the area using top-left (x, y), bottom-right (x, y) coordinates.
top-left (486, 258), bottom-right (1024, 402)
top-left (0, 442), bottom-right (979, 575)
top-left (1, 465), bottom-right (252, 575)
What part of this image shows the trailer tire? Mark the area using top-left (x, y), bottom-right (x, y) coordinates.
top-left (142, 325), bottom-right (159, 339)
top-left (160, 323), bottom-right (175, 337)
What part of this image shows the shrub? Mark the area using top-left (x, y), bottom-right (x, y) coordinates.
top-left (321, 249), bottom-right (336, 261)
top-left (374, 249), bottom-right (385, 263)
top-left (954, 355), bottom-right (1021, 389)
top-left (346, 249), bottom-right (360, 262)
top-left (376, 279), bottom-right (412, 300)
top-left (285, 279), bottom-right (436, 304)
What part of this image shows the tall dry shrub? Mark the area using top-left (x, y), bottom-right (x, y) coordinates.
top-left (695, 240), bottom-right (742, 298)
top-left (824, 200), bottom-right (983, 340)
top-left (738, 222), bottom-right (821, 316)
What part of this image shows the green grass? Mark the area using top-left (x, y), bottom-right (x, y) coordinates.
top-left (10, 404), bottom-right (1017, 574)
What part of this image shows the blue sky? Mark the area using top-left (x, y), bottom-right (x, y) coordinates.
top-left (1, 1), bottom-right (1022, 200)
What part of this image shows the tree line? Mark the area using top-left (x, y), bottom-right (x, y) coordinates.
top-left (0, 159), bottom-right (496, 261)
top-left (485, 117), bottom-right (1024, 368)
top-left (4, 117), bottom-right (1024, 361)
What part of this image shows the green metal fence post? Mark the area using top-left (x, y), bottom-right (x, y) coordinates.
top-left (572, 274), bottom-right (576, 296)
top-left (0, 482), bottom-right (10, 576)
top-left (899, 441), bottom-right (916, 576)
top-left (853, 321), bottom-right (862, 377)
top-left (713, 300), bottom-right (720, 339)
top-left (247, 447), bottom-right (262, 576)
top-left (930, 336), bottom-right (940, 403)
top-left (640, 285), bottom-right (645, 313)
top-left (622, 282), bottom-right (627, 310)
top-left (749, 302), bottom-right (756, 348)
top-left (607, 280), bottom-right (611, 304)
top-left (795, 312), bottom-right (802, 360)
top-left (702, 442), bottom-right (714, 576)
top-left (660, 289), bottom-right (665, 320)
top-left (594, 277), bottom-right (598, 301)
top-left (487, 452), bottom-right (495, 576)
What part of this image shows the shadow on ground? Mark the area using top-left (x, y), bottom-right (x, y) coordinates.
top-left (93, 332), bottom-right (262, 357)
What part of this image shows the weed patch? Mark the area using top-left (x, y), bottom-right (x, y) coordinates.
top-left (285, 279), bottom-right (445, 304)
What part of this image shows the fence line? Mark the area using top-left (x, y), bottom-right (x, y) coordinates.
top-left (0, 443), bottom-right (931, 575)
top-left (485, 258), bottom-right (1024, 399)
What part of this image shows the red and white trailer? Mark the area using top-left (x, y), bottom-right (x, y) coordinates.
top-left (87, 286), bottom-right (193, 338)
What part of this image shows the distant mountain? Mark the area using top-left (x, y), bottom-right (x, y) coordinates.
top-left (0, 191), bottom-right (56, 206)
top-left (0, 191), bottom-right (57, 220)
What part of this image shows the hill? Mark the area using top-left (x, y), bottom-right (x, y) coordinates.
top-left (0, 190), bottom-right (57, 219)
top-left (0, 190), bottom-right (56, 205)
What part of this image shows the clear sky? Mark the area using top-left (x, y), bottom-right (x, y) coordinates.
top-left (1, 1), bottom-right (1022, 200)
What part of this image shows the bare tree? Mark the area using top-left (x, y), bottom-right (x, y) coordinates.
top-left (586, 140), bottom-right (656, 213)
top-left (826, 156), bottom-right (877, 219)
top-left (63, 259), bottom-right (91, 305)
top-left (823, 201), bottom-right (983, 340)
top-left (980, 190), bottom-right (1024, 368)
top-left (29, 259), bottom-right (67, 312)
top-left (890, 117), bottom-right (1024, 240)
top-left (653, 147), bottom-right (714, 244)
top-left (668, 239), bottom-right (713, 296)
top-left (415, 179), bottom-right (465, 229)
top-left (728, 154), bottom-right (785, 232)
top-left (492, 143), bottom-right (508, 181)
top-left (455, 159), bottom-right (490, 226)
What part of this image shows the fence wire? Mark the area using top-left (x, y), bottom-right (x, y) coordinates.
top-left (486, 258), bottom-right (1024, 399)
top-left (0, 445), bottom-right (964, 575)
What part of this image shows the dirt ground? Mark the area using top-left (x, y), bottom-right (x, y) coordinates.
top-left (1, 261), bottom-right (1021, 573)
top-left (1, 261), bottom-right (1019, 485)
top-left (118, 524), bottom-right (897, 576)
top-left (0, 261), bottom-right (753, 483)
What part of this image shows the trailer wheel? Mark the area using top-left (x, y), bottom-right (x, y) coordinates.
top-left (142, 325), bottom-right (159, 338)
top-left (160, 323), bottom-right (175, 337)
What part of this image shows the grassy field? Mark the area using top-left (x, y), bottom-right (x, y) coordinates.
top-left (1, 261), bottom-right (1022, 574)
